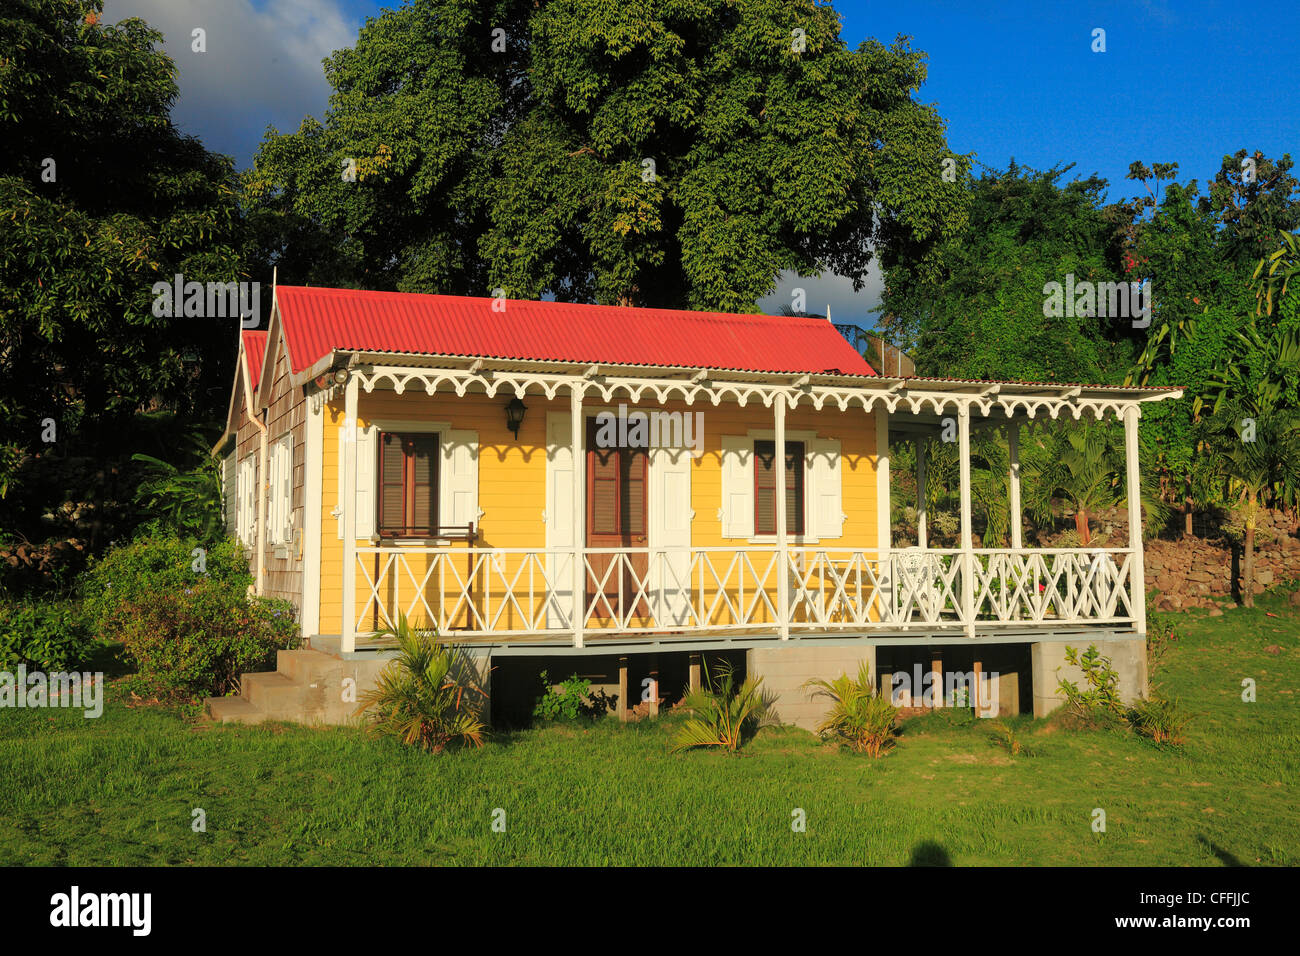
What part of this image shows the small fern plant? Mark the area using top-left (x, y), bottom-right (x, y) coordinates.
top-left (355, 613), bottom-right (488, 753)
top-left (670, 659), bottom-right (768, 753)
top-left (804, 662), bottom-right (898, 757)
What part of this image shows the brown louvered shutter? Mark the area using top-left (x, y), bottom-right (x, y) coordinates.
top-left (590, 445), bottom-right (620, 535)
top-left (623, 448), bottom-right (647, 535)
top-left (754, 440), bottom-right (805, 536)
top-left (380, 433), bottom-right (405, 535)
top-left (410, 434), bottom-right (438, 533)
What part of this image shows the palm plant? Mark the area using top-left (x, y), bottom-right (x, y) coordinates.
top-left (670, 659), bottom-right (768, 753)
top-left (355, 613), bottom-right (488, 752)
top-left (803, 662), bottom-right (898, 757)
top-left (1022, 424), bottom-right (1170, 545)
top-left (1025, 425), bottom-right (1120, 546)
top-left (1210, 411), bottom-right (1300, 606)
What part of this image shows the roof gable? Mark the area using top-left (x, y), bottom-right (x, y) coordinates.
top-left (242, 330), bottom-right (269, 395)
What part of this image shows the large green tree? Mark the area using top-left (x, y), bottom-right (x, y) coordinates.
top-left (0, 0), bottom-right (246, 497)
top-left (245, 0), bottom-right (969, 311)
top-left (878, 162), bottom-right (1137, 383)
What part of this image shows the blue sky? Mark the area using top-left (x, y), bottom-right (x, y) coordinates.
top-left (103, 0), bottom-right (1299, 323)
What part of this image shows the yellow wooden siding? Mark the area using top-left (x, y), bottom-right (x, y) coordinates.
top-left (315, 392), bottom-right (881, 635)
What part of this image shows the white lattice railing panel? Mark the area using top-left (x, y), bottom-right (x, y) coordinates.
top-left (352, 545), bottom-right (1138, 640)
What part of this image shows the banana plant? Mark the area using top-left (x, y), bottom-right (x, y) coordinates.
top-left (1252, 229), bottom-right (1300, 318)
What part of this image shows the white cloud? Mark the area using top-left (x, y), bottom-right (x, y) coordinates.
top-left (757, 259), bottom-right (885, 328)
top-left (104, 0), bottom-right (357, 166)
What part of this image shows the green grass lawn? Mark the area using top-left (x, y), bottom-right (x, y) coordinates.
top-left (2, 594), bottom-right (1297, 867)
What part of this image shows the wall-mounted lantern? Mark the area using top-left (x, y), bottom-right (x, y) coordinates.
top-left (505, 396), bottom-right (527, 439)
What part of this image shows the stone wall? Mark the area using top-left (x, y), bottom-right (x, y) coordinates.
top-left (1144, 510), bottom-right (1300, 611)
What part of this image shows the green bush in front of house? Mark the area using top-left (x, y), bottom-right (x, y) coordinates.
top-left (82, 534), bottom-right (298, 699)
top-left (0, 595), bottom-right (93, 671)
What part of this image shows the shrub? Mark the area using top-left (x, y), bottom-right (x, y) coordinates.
top-left (533, 670), bottom-right (612, 722)
top-left (989, 720), bottom-right (1032, 757)
top-left (82, 534), bottom-right (251, 636)
top-left (1056, 644), bottom-right (1126, 719)
top-left (0, 596), bottom-right (95, 671)
top-left (355, 613), bottom-right (488, 753)
top-left (670, 660), bottom-right (768, 753)
top-left (803, 662), bottom-right (898, 757)
top-left (108, 580), bottom-right (297, 698)
top-left (83, 533), bottom-right (295, 699)
top-left (1128, 695), bottom-right (1193, 745)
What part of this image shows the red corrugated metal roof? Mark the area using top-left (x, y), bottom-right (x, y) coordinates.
top-left (242, 330), bottom-right (268, 394)
top-left (273, 286), bottom-right (875, 377)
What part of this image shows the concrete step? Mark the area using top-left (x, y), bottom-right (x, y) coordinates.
top-left (203, 647), bottom-right (403, 727)
top-left (241, 671), bottom-right (298, 705)
top-left (205, 695), bottom-right (266, 724)
top-left (277, 648), bottom-right (345, 683)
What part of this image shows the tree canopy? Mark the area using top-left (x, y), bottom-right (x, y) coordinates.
top-left (0, 0), bottom-right (246, 494)
top-left (244, 0), bottom-right (970, 311)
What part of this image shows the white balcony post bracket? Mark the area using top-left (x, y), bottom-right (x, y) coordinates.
top-left (774, 391), bottom-right (790, 639)
top-left (958, 404), bottom-right (976, 638)
top-left (1124, 404), bottom-right (1146, 640)
top-left (341, 374), bottom-right (359, 654)
top-left (570, 382), bottom-right (586, 648)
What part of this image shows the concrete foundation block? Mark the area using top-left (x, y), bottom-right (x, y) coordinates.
top-left (746, 645), bottom-right (877, 731)
top-left (1031, 635), bottom-right (1147, 718)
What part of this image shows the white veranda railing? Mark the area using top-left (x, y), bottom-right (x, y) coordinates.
top-left (352, 545), bottom-right (1137, 640)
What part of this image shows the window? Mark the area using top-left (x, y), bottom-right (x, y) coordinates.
top-left (236, 454), bottom-right (257, 546)
top-left (379, 432), bottom-right (439, 536)
top-left (268, 434), bottom-right (293, 545)
top-left (753, 439), bottom-right (804, 535)
top-left (586, 419), bottom-right (647, 540)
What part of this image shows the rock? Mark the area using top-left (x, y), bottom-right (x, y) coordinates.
top-left (1208, 608), bottom-right (1223, 617)
top-left (1290, 590), bottom-right (1300, 608)
top-left (1257, 569), bottom-right (1274, 586)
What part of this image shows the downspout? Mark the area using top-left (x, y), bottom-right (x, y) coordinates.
top-left (252, 407), bottom-right (269, 597)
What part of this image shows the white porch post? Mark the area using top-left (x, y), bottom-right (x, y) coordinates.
top-left (1124, 405), bottom-right (1147, 638)
top-left (571, 383), bottom-right (586, 648)
top-left (774, 393), bottom-right (790, 639)
top-left (957, 405), bottom-right (976, 638)
top-left (915, 431), bottom-right (926, 549)
top-left (1008, 420), bottom-right (1023, 550)
top-left (876, 409), bottom-right (892, 620)
top-left (341, 375), bottom-right (358, 654)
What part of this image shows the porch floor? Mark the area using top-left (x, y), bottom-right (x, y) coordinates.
top-left (307, 621), bottom-right (1139, 658)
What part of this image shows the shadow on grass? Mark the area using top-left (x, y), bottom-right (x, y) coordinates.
top-left (908, 840), bottom-right (952, 866)
top-left (1196, 834), bottom-right (1245, 867)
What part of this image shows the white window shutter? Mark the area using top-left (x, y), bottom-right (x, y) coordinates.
top-left (268, 443), bottom-right (279, 543)
top-left (223, 453), bottom-right (237, 536)
top-left (239, 454), bottom-right (257, 547)
top-left (442, 429), bottom-right (480, 529)
top-left (282, 437), bottom-right (293, 542)
top-left (271, 435), bottom-right (292, 544)
top-left (354, 425), bottom-right (377, 539)
top-left (720, 436), bottom-right (754, 538)
top-left (545, 413), bottom-right (574, 628)
top-left (810, 438), bottom-right (843, 539)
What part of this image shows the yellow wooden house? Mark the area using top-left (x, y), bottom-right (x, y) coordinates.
top-left (211, 284), bottom-right (1181, 726)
